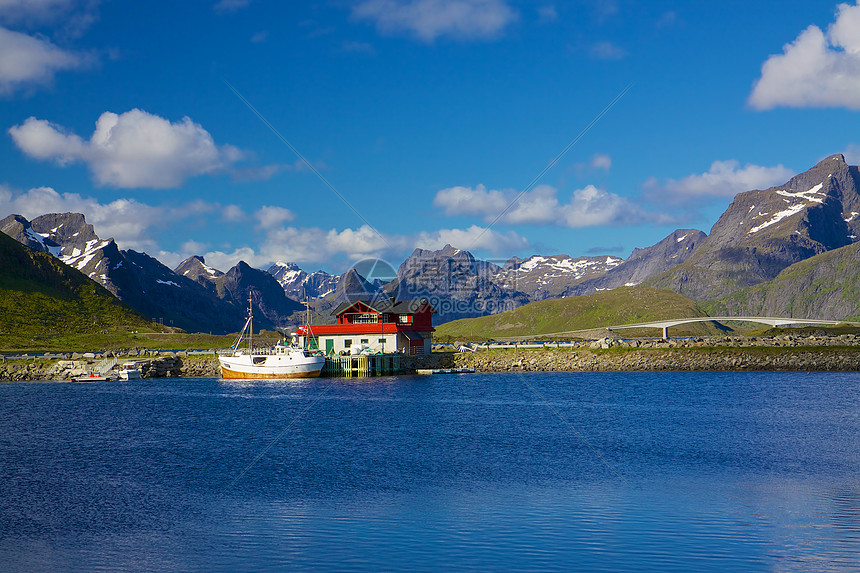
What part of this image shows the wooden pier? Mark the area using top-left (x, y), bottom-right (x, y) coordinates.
top-left (321, 354), bottom-right (403, 378)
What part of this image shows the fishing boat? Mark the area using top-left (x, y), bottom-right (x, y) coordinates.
top-left (218, 297), bottom-right (325, 379)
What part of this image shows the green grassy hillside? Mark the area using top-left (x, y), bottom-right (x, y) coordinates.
top-left (435, 287), bottom-right (721, 341)
top-left (704, 242), bottom-right (860, 321)
top-left (0, 231), bottom-right (166, 351)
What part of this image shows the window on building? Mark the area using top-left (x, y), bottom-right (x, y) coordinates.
top-left (353, 313), bottom-right (378, 324)
top-left (345, 339), bottom-right (352, 348)
top-left (378, 338), bottom-right (385, 343)
top-left (399, 314), bottom-right (411, 323)
top-left (360, 338), bottom-right (368, 344)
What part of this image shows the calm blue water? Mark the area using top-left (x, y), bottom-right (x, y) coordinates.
top-left (2, 371), bottom-right (860, 571)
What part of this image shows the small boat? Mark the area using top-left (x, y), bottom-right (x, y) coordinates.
top-left (71, 373), bottom-right (116, 382)
top-left (219, 296), bottom-right (325, 380)
top-left (118, 362), bottom-right (142, 380)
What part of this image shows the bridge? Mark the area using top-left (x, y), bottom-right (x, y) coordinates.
top-left (609, 316), bottom-right (845, 340)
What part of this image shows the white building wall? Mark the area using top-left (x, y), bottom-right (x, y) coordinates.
top-left (320, 333), bottom-right (399, 355)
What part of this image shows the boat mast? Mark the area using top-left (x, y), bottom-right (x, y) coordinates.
top-left (302, 299), bottom-right (311, 350)
top-left (248, 294), bottom-right (253, 351)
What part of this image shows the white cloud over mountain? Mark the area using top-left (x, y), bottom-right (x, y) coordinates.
top-left (433, 183), bottom-right (663, 227)
top-left (750, 2), bottom-right (860, 110)
top-left (0, 26), bottom-right (90, 95)
top-left (351, 0), bottom-right (517, 42)
top-left (0, 184), bottom-right (210, 254)
top-left (190, 222), bottom-right (528, 271)
top-left (9, 109), bottom-right (243, 188)
top-left (0, 181), bottom-right (529, 271)
top-left (643, 160), bottom-right (795, 203)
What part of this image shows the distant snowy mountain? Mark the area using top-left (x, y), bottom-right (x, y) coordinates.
top-left (493, 254), bottom-right (623, 300)
top-left (268, 261), bottom-right (338, 301)
top-left (385, 244), bottom-right (530, 322)
top-left (564, 229), bottom-right (707, 296)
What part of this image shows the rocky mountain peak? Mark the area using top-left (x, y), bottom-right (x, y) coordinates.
top-left (30, 212), bottom-right (100, 247)
top-left (333, 269), bottom-right (377, 303)
top-left (219, 261), bottom-right (303, 328)
top-left (0, 214), bottom-right (62, 255)
top-left (648, 154), bottom-right (860, 300)
top-left (175, 255), bottom-right (223, 288)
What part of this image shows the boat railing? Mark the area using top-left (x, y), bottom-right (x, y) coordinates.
top-left (219, 344), bottom-right (301, 357)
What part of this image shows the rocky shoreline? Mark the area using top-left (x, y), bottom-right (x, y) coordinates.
top-left (1, 333), bottom-right (860, 381)
top-left (449, 347), bottom-right (860, 372)
top-left (0, 354), bottom-right (221, 382)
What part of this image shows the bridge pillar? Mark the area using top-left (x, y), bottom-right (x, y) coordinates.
top-left (662, 326), bottom-right (669, 340)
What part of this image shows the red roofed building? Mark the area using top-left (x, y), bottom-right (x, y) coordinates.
top-left (295, 298), bottom-right (435, 356)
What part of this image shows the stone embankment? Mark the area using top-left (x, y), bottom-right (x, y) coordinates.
top-left (1, 333), bottom-right (859, 381)
top-left (450, 333), bottom-right (860, 372)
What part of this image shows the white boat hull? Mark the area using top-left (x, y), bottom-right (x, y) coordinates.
top-left (219, 352), bottom-right (325, 379)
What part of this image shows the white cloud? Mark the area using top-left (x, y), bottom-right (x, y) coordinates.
top-left (0, 26), bottom-right (90, 95)
top-left (255, 205), bottom-right (296, 229)
top-left (221, 204), bottom-right (247, 222)
top-left (433, 184), bottom-right (508, 216)
top-left (9, 109), bottom-right (242, 188)
top-left (188, 247), bottom-right (258, 272)
top-left (433, 183), bottom-right (658, 227)
top-left (644, 160), bottom-right (795, 203)
top-left (180, 240), bottom-right (209, 255)
top-left (415, 225), bottom-right (529, 253)
top-left (750, 2), bottom-right (860, 110)
top-left (843, 144), bottom-right (860, 164)
top-left (351, 0), bottom-right (517, 42)
top-left (590, 152), bottom-right (611, 171)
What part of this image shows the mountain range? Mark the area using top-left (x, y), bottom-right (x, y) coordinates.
top-left (0, 228), bottom-right (154, 349)
top-left (2, 153), bottom-right (859, 332)
top-left (0, 214), bottom-right (301, 334)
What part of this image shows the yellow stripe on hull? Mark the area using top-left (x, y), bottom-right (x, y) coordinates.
top-left (220, 367), bottom-right (322, 380)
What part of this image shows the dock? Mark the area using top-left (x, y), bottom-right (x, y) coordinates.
top-left (322, 354), bottom-right (403, 377)
top-left (416, 367), bottom-right (475, 375)
top-left (70, 374), bottom-right (117, 382)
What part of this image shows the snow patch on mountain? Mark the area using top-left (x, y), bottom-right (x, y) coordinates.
top-left (62, 239), bottom-right (111, 272)
top-left (748, 182), bottom-right (827, 235)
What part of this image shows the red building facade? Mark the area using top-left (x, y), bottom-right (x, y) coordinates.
top-left (296, 298), bottom-right (435, 356)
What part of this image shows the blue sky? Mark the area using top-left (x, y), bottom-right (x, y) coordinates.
top-left (2, 0), bottom-right (860, 274)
